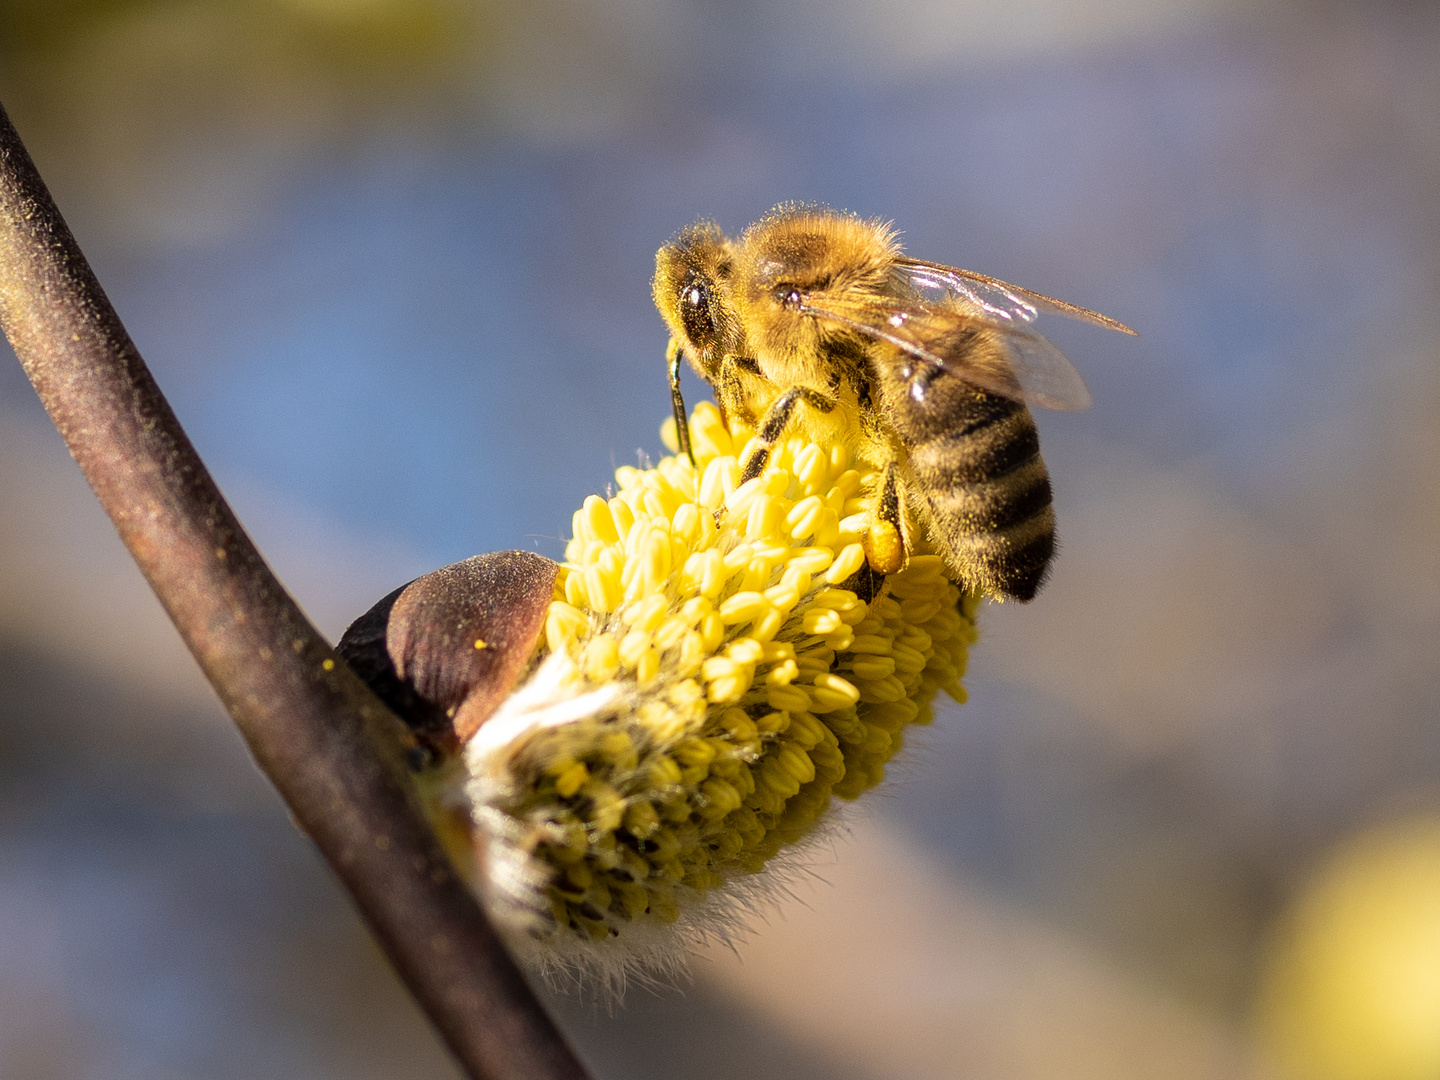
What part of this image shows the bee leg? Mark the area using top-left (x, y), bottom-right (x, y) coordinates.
top-left (739, 386), bottom-right (836, 484)
top-left (864, 462), bottom-right (906, 576)
top-left (667, 338), bottom-right (697, 471)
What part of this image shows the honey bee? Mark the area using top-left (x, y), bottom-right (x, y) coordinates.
top-left (653, 205), bottom-right (1135, 601)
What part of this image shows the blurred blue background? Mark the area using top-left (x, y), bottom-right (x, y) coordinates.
top-left (3, 1), bottom-right (1440, 1077)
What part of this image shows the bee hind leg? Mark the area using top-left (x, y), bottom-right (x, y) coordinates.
top-left (739, 386), bottom-right (836, 483)
top-left (863, 462), bottom-right (906, 576)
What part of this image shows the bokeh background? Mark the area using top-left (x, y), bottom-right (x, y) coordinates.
top-left (3, 1), bottom-right (1440, 1077)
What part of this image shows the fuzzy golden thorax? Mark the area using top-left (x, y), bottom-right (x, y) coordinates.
top-left (732, 204), bottom-right (900, 379)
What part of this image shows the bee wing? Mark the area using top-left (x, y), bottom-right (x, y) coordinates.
top-left (797, 290), bottom-right (1095, 412)
top-left (892, 258), bottom-right (1138, 336)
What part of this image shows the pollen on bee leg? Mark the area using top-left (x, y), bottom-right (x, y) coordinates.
top-left (864, 518), bottom-right (905, 576)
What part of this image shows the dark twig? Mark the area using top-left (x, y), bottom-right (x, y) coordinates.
top-left (0, 102), bottom-right (591, 1080)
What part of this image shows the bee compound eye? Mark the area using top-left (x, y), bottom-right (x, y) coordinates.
top-left (780, 288), bottom-right (803, 311)
top-left (678, 273), bottom-right (716, 345)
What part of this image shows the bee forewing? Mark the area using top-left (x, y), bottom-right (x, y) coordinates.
top-left (890, 261), bottom-right (1040, 326)
top-left (892, 258), bottom-right (1137, 336)
top-left (800, 291), bottom-right (1093, 411)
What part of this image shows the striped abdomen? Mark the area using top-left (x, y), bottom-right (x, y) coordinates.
top-left (902, 391), bottom-right (1054, 602)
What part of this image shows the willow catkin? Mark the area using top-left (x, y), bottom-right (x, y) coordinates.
top-left (437, 402), bottom-right (977, 986)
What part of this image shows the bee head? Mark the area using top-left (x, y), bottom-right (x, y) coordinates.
top-left (653, 222), bottom-right (737, 382)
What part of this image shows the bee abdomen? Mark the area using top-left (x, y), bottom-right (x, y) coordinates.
top-left (907, 396), bottom-right (1055, 601)
top-left (936, 497), bottom-right (1055, 602)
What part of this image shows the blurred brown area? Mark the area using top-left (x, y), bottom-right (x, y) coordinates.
top-left (4, 0), bottom-right (1440, 1077)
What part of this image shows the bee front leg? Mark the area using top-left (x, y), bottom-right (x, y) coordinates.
top-left (739, 386), bottom-right (836, 484)
top-left (864, 461), bottom-right (906, 576)
top-left (667, 338), bottom-right (697, 471)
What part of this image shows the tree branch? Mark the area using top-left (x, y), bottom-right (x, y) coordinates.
top-left (0, 100), bottom-right (591, 1080)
